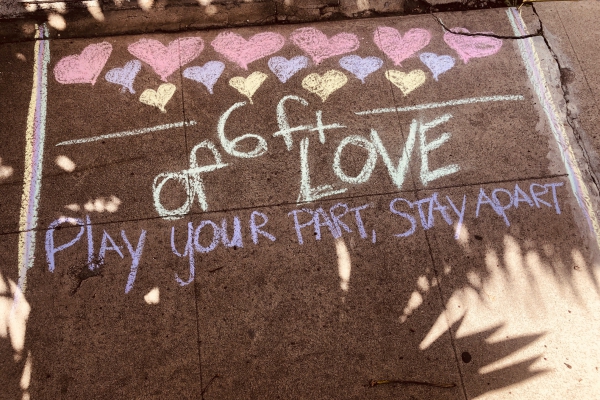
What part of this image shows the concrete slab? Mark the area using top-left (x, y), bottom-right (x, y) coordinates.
top-left (420, 177), bottom-right (600, 398)
top-left (192, 195), bottom-right (463, 399)
top-left (3, 6), bottom-right (600, 400)
top-left (24, 219), bottom-right (203, 398)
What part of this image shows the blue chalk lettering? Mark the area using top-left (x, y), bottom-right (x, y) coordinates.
top-left (390, 198), bottom-right (417, 238)
top-left (172, 223), bottom-right (195, 286)
top-left (492, 188), bottom-right (513, 226)
top-left (432, 192), bottom-right (453, 225)
top-left (250, 211), bottom-right (276, 244)
top-left (513, 184), bottom-right (534, 208)
top-left (220, 216), bottom-right (243, 248)
top-left (330, 203), bottom-right (352, 235)
top-left (446, 194), bottom-right (467, 240)
top-left (194, 220), bottom-right (220, 253)
top-left (99, 230), bottom-right (124, 259)
top-left (349, 204), bottom-right (370, 238)
top-left (45, 217), bottom-right (85, 273)
top-left (546, 182), bottom-right (564, 214)
top-left (288, 208), bottom-right (314, 245)
top-left (122, 229), bottom-right (147, 294)
top-left (415, 196), bottom-right (434, 230)
top-left (313, 207), bottom-right (341, 240)
top-left (530, 183), bottom-right (552, 208)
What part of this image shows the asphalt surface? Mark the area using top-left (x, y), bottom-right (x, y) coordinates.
top-left (1, 4), bottom-right (600, 399)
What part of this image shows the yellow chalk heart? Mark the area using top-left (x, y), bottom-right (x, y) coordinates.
top-left (302, 70), bottom-right (347, 102)
top-left (139, 83), bottom-right (176, 113)
top-left (229, 71), bottom-right (268, 104)
top-left (385, 69), bottom-right (426, 96)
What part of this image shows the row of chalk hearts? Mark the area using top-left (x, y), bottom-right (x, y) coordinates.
top-left (54, 27), bottom-right (502, 109)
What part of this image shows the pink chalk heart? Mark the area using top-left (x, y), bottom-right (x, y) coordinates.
top-left (211, 32), bottom-right (285, 70)
top-left (443, 28), bottom-right (503, 63)
top-left (128, 37), bottom-right (204, 81)
top-left (373, 27), bottom-right (431, 66)
top-left (54, 42), bottom-right (112, 85)
top-left (290, 27), bottom-right (359, 64)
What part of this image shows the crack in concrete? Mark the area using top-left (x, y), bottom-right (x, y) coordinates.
top-left (531, 4), bottom-right (600, 198)
top-left (431, 11), bottom-right (542, 39)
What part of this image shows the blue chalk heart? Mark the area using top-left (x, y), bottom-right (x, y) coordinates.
top-left (419, 52), bottom-right (455, 81)
top-left (183, 61), bottom-right (225, 94)
top-left (105, 60), bottom-right (141, 94)
top-left (268, 56), bottom-right (309, 83)
top-left (339, 55), bottom-right (383, 83)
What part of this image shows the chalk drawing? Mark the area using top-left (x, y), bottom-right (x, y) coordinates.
top-left (418, 113), bottom-right (459, 185)
top-left (217, 102), bottom-right (269, 158)
top-left (228, 71), bottom-right (268, 104)
top-left (373, 27), bottom-right (431, 66)
top-left (54, 41), bottom-right (112, 85)
top-left (182, 61), bottom-right (225, 94)
top-left (390, 198), bottom-right (417, 238)
top-left (105, 60), bottom-right (142, 94)
top-left (268, 56), bottom-right (309, 83)
top-left (139, 83), bottom-right (177, 113)
top-left (507, 8), bottom-right (600, 248)
top-left (122, 229), bottom-right (147, 294)
top-left (289, 203), bottom-right (369, 244)
top-left (18, 24), bottom-right (49, 292)
top-left (370, 126), bottom-right (415, 190)
top-left (128, 37), bottom-right (204, 81)
top-left (273, 95), bottom-right (345, 150)
top-left (443, 28), bottom-right (503, 63)
top-left (56, 120), bottom-right (196, 146)
top-left (302, 70), bottom-right (348, 102)
top-left (355, 94), bottom-right (524, 115)
top-left (338, 55), bottom-right (383, 83)
top-left (211, 31), bottom-right (285, 70)
top-left (290, 27), bottom-right (359, 65)
top-left (419, 53), bottom-right (455, 81)
top-left (333, 135), bottom-right (377, 184)
top-left (45, 217), bottom-right (85, 273)
top-left (385, 69), bottom-right (426, 96)
top-left (298, 137), bottom-right (347, 202)
top-left (153, 140), bottom-right (228, 219)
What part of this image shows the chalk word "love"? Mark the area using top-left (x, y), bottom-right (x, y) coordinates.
top-left (152, 95), bottom-right (459, 219)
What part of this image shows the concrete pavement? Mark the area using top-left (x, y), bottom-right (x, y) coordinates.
top-left (1, 4), bottom-right (600, 399)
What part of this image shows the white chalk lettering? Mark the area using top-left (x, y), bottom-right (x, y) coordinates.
top-left (419, 113), bottom-right (459, 186)
top-left (298, 137), bottom-right (347, 202)
top-left (250, 211), bottom-right (276, 244)
top-left (218, 101), bottom-right (268, 158)
top-left (333, 135), bottom-right (377, 184)
top-left (153, 140), bottom-right (228, 219)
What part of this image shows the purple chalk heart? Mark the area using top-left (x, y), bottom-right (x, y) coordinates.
top-left (339, 55), bottom-right (383, 83)
top-left (419, 52), bottom-right (455, 81)
top-left (182, 61), bottom-right (225, 94)
top-left (268, 56), bottom-right (309, 83)
top-left (105, 60), bottom-right (141, 94)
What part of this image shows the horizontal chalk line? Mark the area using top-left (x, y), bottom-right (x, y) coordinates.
top-left (56, 120), bottom-right (197, 146)
top-left (355, 95), bottom-right (525, 115)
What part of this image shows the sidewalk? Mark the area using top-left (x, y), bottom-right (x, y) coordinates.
top-left (1, 3), bottom-right (600, 399)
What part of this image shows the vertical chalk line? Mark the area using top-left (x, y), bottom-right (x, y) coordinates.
top-left (17, 24), bottom-right (50, 292)
top-left (507, 8), bottom-right (600, 249)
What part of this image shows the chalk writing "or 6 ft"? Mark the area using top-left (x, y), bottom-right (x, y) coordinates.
top-left (152, 141), bottom-right (228, 220)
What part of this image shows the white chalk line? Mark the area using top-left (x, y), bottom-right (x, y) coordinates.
top-left (354, 95), bottom-right (525, 115)
top-left (56, 120), bottom-right (197, 146)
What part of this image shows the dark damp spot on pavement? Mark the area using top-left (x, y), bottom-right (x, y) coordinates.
top-left (474, 235), bottom-right (483, 240)
top-left (461, 351), bottom-right (472, 363)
